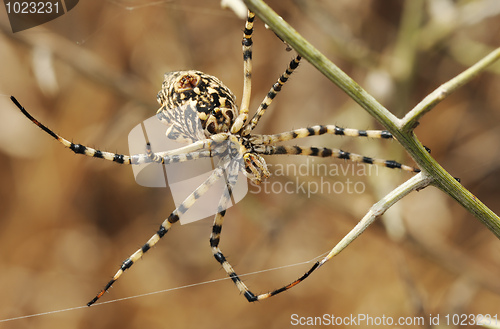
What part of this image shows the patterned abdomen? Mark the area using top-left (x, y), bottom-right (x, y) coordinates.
top-left (157, 71), bottom-right (238, 139)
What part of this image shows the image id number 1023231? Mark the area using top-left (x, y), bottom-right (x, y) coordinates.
top-left (5, 1), bottom-right (60, 14)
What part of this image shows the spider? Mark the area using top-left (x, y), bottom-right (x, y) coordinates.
top-left (11, 10), bottom-right (419, 307)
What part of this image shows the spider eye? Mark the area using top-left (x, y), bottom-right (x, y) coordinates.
top-left (175, 74), bottom-right (201, 92)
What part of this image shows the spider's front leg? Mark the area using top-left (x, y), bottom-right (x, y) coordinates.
top-left (231, 10), bottom-right (255, 133)
top-left (145, 142), bottom-right (213, 164)
top-left (251, 125), bottom-right (394, 145)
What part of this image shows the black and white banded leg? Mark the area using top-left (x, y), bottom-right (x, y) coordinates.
top-left (262, 145), bottom-right (420, 172)
top-left (88, 161), bottom-right (232, 306)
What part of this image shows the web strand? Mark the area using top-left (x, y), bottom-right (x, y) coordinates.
top-left (0, 252), bottom-right (327, 323)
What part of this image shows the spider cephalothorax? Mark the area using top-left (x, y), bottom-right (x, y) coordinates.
top-left (156, 70), bottom-right (270, 184)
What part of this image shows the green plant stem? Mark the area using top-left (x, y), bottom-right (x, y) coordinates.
top-left (400, 134), bottom-right (500, 237)
top-left (243, 0), bottom-right (399, 130)
top-left (320, 173), bottom-right (432, 265)
top-left (401, 47), bottom-right (500, 132)
top-left (243, 0), bottom-right (500, 239)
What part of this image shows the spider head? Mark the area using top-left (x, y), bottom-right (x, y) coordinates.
top-left (157, 71), bottom-right (239, 137)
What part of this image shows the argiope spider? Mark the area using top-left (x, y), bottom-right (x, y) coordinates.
top-left (11, 10), bottom-right (419, 307)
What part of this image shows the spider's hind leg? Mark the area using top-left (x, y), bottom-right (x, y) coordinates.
top-left (11, 96), bottom-right (135, 164)
top-left (11, 96), bottom-right (216, 165)
top-left (209, 161), bottom-right (259, 301)
top-left (87, 165), bottom-right (228, 306)
top-left (145, 142), bottom-right (214, 164)
top-left (210, 163), bottom-right (322, 302)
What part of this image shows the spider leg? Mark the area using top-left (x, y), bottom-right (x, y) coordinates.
top-left (232, 10), bottom-right (255, 133)
top-left (144, 142), bottom-right (215, 164)
top-left (210, 161), bottom-right (319, 302)
top-left (251, 125), bottom-right (394, 145)
top-left (87, 164), bottom-right (228, 306)
top-left (208, 161), bottom-right (258, 299)
top-left (250, 262), bottom-right (321, 301)
top-left (261, 145), bottom-right (420, 172)
top-left (147, 131), bottom-right (233, 161)
top-left (11, 96), bottom-right (215, 165)
top-left (242, 55), bottom-right (302, 136)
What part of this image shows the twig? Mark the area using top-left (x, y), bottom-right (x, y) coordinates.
top-left (319, 173), bottom-right (432, 265)
top-left (243, 0), bottom-right (500, 239)
top-left (401, 47), bottom-right (500, 131)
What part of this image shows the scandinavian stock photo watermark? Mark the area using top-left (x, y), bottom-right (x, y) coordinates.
top-left (128, 109), bottom-right (380, 224)
top-left (249, 159), bottom-right (378, 198)
top-left (128, 110), bottom-right (248, 225)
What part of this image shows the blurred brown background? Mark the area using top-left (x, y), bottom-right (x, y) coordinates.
top-left (1, 0), bottom-right (500, 328)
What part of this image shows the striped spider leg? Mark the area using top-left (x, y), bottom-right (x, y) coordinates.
top-left (11, 10), bottom-right (419, 306)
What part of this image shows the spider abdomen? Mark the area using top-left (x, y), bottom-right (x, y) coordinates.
top-left (157, 70), bottom-right (239, 137)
